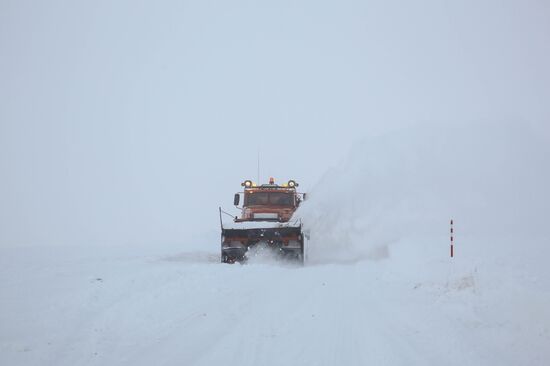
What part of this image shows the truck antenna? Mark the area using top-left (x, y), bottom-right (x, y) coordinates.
top-left (257, 148), bottom-right (261, 184)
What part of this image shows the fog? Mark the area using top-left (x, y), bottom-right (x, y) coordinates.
top-left (1, 0), bottom-right (549, 248)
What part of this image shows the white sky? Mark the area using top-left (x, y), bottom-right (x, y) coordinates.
top-left (1, 0), bottom-right (549, 247)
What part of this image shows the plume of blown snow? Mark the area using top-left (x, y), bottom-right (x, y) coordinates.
top-left (297, 121), bottom-right (550, 264)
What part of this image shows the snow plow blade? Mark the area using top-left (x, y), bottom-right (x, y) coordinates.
top-left (221, 225), bottom-right (304, 263)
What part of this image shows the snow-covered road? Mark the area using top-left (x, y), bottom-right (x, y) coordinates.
top-left (2, 239), bottom-right (548, 366)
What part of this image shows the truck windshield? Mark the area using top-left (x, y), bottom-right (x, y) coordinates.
top-left (244, 192), bottom-right (294, 206)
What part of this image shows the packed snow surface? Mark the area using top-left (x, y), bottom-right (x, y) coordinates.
top-left (2, 123), bottom-right (549, 366)
top-left (1, 240), bottom-right (548, 366)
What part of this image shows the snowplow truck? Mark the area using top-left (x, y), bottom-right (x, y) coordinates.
top-left (219, 178), bottom-right (306, 263)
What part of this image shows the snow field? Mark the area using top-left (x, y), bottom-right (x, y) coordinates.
top-left (2, 122), bottom-right (549, 365)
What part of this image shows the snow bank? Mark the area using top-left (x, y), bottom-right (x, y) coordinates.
top-left (298, 121), bottom-right (550, 264)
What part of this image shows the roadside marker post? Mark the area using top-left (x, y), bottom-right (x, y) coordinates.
top-left (450, 219), bottom-right (454, 258)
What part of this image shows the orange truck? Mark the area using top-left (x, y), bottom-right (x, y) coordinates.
top-left (219, 178), bottom-right (306, 263)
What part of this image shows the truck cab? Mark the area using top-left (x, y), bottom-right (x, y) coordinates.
top-left (233, 178), bottom-right (303, 222)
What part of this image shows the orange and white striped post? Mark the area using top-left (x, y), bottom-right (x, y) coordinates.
top-left (450, 219), bottom-right (454, 258)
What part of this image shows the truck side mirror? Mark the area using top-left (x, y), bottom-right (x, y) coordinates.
top-left (233, 193), bottom-right (240, 206)
top-left (302, 193), bottom-right (307, 201)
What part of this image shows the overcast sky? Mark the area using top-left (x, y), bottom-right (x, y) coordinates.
top-left (1, 0), bottom-right (549, 248)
